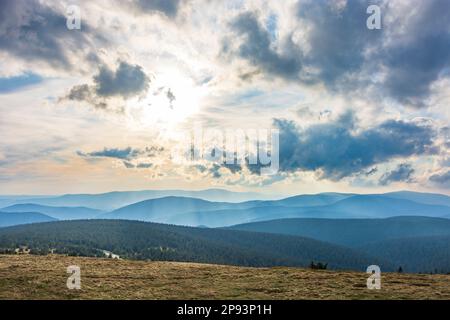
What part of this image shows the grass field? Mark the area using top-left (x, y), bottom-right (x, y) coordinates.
top-left (0, 254), bottom-right (449, 300)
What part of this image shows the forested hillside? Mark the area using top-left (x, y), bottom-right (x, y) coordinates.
top-left (0, 220), bottom-right (387, 271)
top-left (359, 235), bottom-right (450, 273)
top-left (228, 216), bottom-right (450, 246)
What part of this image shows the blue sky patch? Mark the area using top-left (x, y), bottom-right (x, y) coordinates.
top-left (0, 73), bottom-right (43, 93)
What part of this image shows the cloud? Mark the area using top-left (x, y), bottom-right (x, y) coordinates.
top-left (133, 0), bottom-right (183, 18)
top-left (429, 171), bottom-right (450, 187)
top-left (364, 167), bottom-right (378, 176)
top-left (136, 162), bottom-right (153, 168)
top-left (65, 61), bottom-right (150, 110)
top-left (94, 62), bottom-right (150, 98)
top-left (224, 0), bottom-right (450, 108)
top-left (379, 163), bottom-right (415, 185)
top-left (77, 146), bottom-right (164, 161)
top-left (228, 12), bottom-right (302, 80)
top-left (295, 0), bottom-right (382, 88)
top-left (380, 0), bottom-right (450, 107)
top-left (274, 111), bottom-right (438, 180)
top-left (77, 147), bottom-right (141, 160)
top-left (66, 84), bottom-right (107, 110)
top-left (0, 0), bottom-right (101, 70)
top-left (225, 2), bottom-right (381, 86)
top-left (121, 161), bottom-right (153, 169)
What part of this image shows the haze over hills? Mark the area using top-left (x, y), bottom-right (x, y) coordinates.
top-left (4, 189), bottom-right (266, 211)
top-left (0, 220), bottom-right (387, 271)
top-left (1, 204), bottom-right (103, 220)
top-left (100, 196), bottom-right (252, 222)
top-left (0, 211), bottom-right (56, 227)
top-left (383, 191), bottom-right (450, 207)
top-left (3, 189), bottom-right (447, 212)
top-left (100, 193), bottom-right (450, 227)
top-left (239, 193), bottom-right (353, 208)
top-left (2, 190), bottom-right (450, 228)
top-left (98, 193), bottom-right (357, 226)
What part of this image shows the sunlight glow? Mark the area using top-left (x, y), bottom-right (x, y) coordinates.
top-left (125, 69), bottom-right (204, 130)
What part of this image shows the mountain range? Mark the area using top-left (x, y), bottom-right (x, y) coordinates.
top-left (1, 189), bottom-right (449, 273)
top-left (0, 189), bottom-right (267, 211)
top-left (1, 204), bottom-right (103, 220)
top-left (1, 190), bottom-right (450, 228)
top-left (98, 191), bottom-right (450, 227)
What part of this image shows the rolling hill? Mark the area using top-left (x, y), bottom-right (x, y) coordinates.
top-left (239, 192), bottom-right (353, 208)
top-left (0, 211), bottom-right (57, 227)
top-left (228, 217), bottom-right (450, 273)
top-left (326, 195), bottom-right (450, 218)
top-left (99, 194), bottom-right (357, 226)
top-left (99, 196), bottom-right (253, 222)
top-left (1, 204), bottom-right (103, 220)
top-left (0, 220), bottom-right (388, 271)
top-left (228, 216), bottom-right (450, 247)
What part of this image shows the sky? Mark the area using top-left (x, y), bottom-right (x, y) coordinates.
top-left (0, 0), bottom-right (449, 196)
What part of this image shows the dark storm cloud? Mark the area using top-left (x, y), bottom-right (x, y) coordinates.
top-left (227, 0), bottom-right (450, 107)
top-left (296, 0), bottom-right (382, 88)
top-left (94, 62), bottom-right (150, 98)
top-left (429, 171), bottom-right (450, 187)
top-left (134, 0), bottom-right (183, 18)
top-left (379, 163), bottom-right (415, 185)
top-left (380, 0), bottom-right (450, 107)
top-left (226, 1), bottom-right (380, 85)
top-left (65, 61), bottom-right (150, 110)
top-left (274, 112), bottom-right (437, 180)
top-left (229, 12), bottom-right (302, 79)
top-left (0, 0), bottom-right (101, 68)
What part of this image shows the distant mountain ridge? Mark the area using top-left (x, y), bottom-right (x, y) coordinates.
top-left (2, 189), bottom-right (267, 210)
top-left (0, 211), bottom-right (57, 227)
top-left (1, 204), bottom-right (103, 220)
top-left (98, 193), bottom-right (450, 227)
top-left (383, 191), bottom-right (450, 207)
top-left (1, 190), bottom-right (450, 228)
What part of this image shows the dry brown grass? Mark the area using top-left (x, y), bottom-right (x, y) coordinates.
top-left (0, 254), bottom-right (449, 300)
